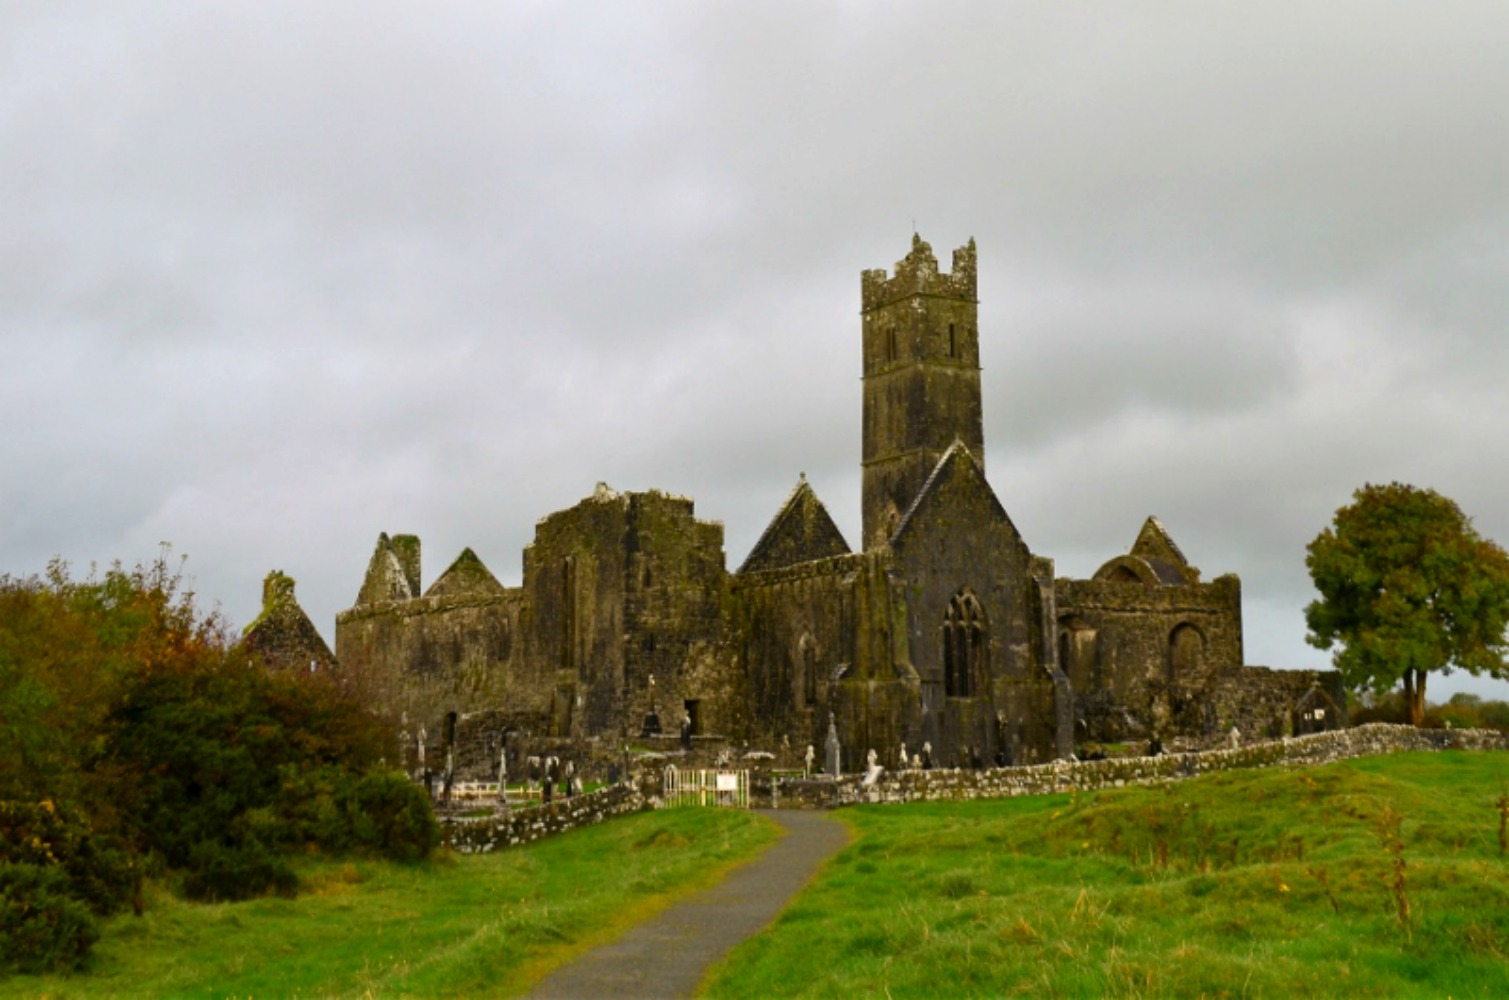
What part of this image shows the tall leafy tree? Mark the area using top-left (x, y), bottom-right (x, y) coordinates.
top-left (1306, 483), bottom-right (1509, 725)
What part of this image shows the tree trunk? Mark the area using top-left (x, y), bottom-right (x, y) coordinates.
top-left (1402, 670), bottom-right (1415, 724)
top-left (1407, 668), bottom-right (1427, 727)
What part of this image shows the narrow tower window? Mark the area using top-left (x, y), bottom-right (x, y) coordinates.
top-left (949, 323), bottom-right (956, 358)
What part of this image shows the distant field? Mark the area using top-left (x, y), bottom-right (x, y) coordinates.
top-left (1, 807), bottom-right (779, 999)
top-left (703, 751), bottom-right (1509, 998)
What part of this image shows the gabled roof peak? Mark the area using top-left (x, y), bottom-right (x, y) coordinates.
top-left (891, 440), bottom-right (985, 543)
top-left (425, 547), bottom-right (505, 598)
top-left (738, 476), bottom-right (851, 574)
top-left (1131, 516), bottom-right (1189, 567)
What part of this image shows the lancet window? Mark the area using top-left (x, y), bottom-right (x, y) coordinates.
top-left (942, 590), bottom-right (986, 698)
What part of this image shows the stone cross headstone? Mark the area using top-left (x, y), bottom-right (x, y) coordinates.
top-left (804, 744), bottom-right (815, 777)
top-left (922, 741), bottom-right (933, 770)
top-left (824, 713), bottom-right (842, 777)
top-left (898, 742), bottom-right (908, 770)
top-left (417, 727), bottom-right (427, 772)
top-left (1229, 726), bottom-right (1241, 750)
top-left (680, 712), bottom-right (693, 751)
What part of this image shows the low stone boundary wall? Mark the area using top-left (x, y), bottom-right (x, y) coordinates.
top-left (778, 724), bottom-right (1506, 808)
top-left (444, 783), bottom-right (646, 853)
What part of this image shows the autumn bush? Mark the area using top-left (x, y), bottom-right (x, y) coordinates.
top-left (0, 863), bottom-right (99, 974)
top-left (0, 553), bottom-right (434, 934)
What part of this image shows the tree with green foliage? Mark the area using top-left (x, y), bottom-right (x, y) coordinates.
top-left (1305, 483), bottom-right (1509, 726)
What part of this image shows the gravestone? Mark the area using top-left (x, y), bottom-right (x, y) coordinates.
top-left (824, 713), bottom-right (842, 777)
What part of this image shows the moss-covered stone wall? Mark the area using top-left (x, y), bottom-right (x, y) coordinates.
top-left (888, 445), bottom-right (1059, 765)
top-left (1056, 573), bottom-right (1244, 742)
top-left (521, 485), bottom-right (735, 741)
top-left (240, 571), bottom-right (338, 673)
top-left (336, 588), bottom-right (525, 733)
top-left (728, 552), bottom-right (899, 752)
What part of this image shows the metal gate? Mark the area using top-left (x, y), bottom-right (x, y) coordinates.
top-left (663, 766), bottom-right (749, 808)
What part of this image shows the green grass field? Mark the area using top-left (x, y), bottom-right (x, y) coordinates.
top-left (2, 807), bottom-right (779, 999)
top-left (702, 751), bottom-right (1509, 998)
top-left (7, 752), bottom-right (1506, 998)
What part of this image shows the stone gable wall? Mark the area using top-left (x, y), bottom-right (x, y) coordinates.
top-left (336, 589), bottom-right (524, 731)
top-left (889, 453), bottom-right (1049, 764)
top-left (240, 573), bottom-right (338, 673)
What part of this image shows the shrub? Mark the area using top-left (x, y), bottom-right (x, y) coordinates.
top-left (180, 838), bottom-right (296, 903)
top-left (0, 863), bottom-right (99, 974)
top-left (0, 799), bottom-right (133, 916)
top-left (348, 771), bottom-right (440, 862)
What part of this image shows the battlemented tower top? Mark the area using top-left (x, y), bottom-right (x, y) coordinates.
top-left (861, 233), bottom-right (977, 310)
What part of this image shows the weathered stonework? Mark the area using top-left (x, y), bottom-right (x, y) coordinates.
top-left (239, 571), bottom-right (337, 672)
top-left (792, 723), bottom-right (1506, 808)
top-left (444, 784), bottom-right (646, 853)
top-left (326, 235), bottom-right (1345, 778)
top-left (336, 534), bottom-right (523, 732)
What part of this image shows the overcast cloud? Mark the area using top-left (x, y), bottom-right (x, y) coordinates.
top-left (4, 1), bottom-right (1507, 701)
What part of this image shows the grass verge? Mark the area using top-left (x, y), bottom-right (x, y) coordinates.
top-left (701, 750), bottom-right (1509, 998)
top-left (3, 806), bottom-right (779, 998)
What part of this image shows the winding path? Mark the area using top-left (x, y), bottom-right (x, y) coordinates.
top-left (525, 809), bottom-right (848, 999)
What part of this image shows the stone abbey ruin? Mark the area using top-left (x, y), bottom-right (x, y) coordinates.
top-left (249, 235), bottom-right (1345, 774)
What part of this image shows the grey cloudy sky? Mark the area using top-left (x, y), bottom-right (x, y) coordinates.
top-left (4, 2), bottom-right (1507, 701)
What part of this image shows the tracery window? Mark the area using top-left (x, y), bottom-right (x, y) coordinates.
top-left (942, 591), bottom-right (986, 697)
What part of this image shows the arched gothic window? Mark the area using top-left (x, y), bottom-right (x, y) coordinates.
top-left (942, 591), bottom-right (986, 698)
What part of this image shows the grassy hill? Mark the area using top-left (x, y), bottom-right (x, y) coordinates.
top-left (5, 750), bottom-right (1505, 998)
top-left (0, 807), bottom-right (779, 998)
top-left (703, 750), bottom-right (1509, 998)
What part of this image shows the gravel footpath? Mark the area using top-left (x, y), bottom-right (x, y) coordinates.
top-left (525, 809), bottom-right (848, 999)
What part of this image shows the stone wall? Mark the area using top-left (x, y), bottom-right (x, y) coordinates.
top-left (522, 485), bottom-right (733, 741)
top-left (1208, 665), bottom-right (1347, 742)
top-left (443, 784), bottom-right (647, 853)
top-left (770, 724), bottom-right (1506, 808)
top-left (240, 571), bottom-right (338, 672)
top-left (729, 552), bottom-right (878, 751)
top-left (337, 588), bottom-right (524, 731)
top-left (888, 444), bottom-right (1057, 764)
top-left (1056, 574), bottom-right (1244, 742)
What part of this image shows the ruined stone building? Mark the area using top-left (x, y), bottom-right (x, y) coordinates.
top-left (311, 235), bottom-right (1342, 770)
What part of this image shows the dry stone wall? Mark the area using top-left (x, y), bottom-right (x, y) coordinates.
top-left (443, 784), bottom-right (646, 853)
top-left (772, 724), bottom-right (1507, 808)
